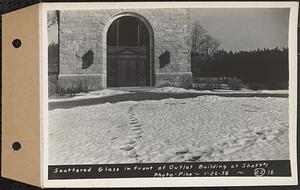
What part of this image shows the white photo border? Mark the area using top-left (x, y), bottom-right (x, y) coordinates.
top-left (41, 1), bottom-right (298, 188)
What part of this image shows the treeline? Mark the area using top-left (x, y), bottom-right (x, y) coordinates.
top-left (191, 47), bottom-right (289, 89)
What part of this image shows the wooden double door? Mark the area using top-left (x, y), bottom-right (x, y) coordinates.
top-left (107, 46), bottom-right (150, 87)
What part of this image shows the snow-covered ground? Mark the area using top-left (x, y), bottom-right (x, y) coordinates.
top-left (48, 94), bottom-right (289, 165)
top-left (153, 87), bottom-right (288, 94)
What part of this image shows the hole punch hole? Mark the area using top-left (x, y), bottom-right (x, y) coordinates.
top-left (12, 39), bottom-right (22, 48)
top-left (12, 142), bottom-right (21, 151)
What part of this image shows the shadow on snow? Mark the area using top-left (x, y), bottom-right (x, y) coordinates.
top-left (48, 91), bottom-right (288, 110)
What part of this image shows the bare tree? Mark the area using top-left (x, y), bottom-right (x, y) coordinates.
top-left (47, 11), bottom-right (58, 29)
top-left (189, 21), bottom-right (207, 54)
top-left (189, 21), bottom-right (220, 57)
top-left (202, 34), bottom-right (220, 57)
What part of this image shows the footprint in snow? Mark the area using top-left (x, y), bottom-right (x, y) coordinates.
top-left (175, 147), bottom-right (190, 155)
top-left (128, 150), bottom-right (139, 158)
top-left (119, 104), bottom-right (145, 159)
top-left (134, 131), bottom-right (143, 135)
top-left (120, 145), bottom-right (134, 151)
top-left (126, 139), bottom-right (136, 145)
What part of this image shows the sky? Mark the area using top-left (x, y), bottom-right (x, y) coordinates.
top-left (48, 24), bottom-right (58, 45)
top-left (189, 8), bottom-right (290, 52)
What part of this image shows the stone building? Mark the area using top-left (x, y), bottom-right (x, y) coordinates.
top-left (52, 9), bottom-right (192, 93)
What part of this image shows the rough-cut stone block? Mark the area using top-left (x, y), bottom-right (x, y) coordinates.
top-left (155, 72), bottom-right (193, 88)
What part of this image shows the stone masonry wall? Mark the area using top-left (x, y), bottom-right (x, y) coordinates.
top-left (58, 8), bottom-right (191, 91)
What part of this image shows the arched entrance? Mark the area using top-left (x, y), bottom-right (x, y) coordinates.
top-left (106, 15), bottom-right (153, 87)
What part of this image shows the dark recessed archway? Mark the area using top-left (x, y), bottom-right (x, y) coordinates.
top-left (106, 15), bottom-right (153, 87)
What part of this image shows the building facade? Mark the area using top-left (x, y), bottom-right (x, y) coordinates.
top-left (55, 9), bottom-right (192, 92)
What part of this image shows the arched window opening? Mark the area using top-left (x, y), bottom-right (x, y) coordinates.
top-left (107, 16), bottom-right (152, 87)
top-left (107, 16), bottom-right (149, 47)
